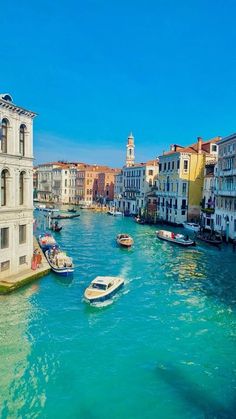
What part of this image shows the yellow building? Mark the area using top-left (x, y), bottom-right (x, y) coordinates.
top-left (156, 137), bottom-right (220, 224)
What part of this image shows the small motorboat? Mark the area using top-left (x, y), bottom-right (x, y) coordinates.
top-left (84, 276), bottom-right (124, 303)
top-left (183, 222), bottom-right (200, 232)
top-left (45, 249), bottom-right (74, 275)
top-left (156, 230), bottom-right (196, 247)
top-left (116, 234), bottom-right (134, 248)
top-left (196, 232), bottom-right (222, 246)
top-left (107, 210), bottom-right (123, 216)
top-left (68, 208), bottom-right (77, 213)
top-left (51, 214), bottom-right (80, 220)
top-left (38, 233), bottom-right (58, 252)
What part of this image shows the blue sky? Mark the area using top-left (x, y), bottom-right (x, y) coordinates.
top-left (1, 0), bottom-right (236, 166)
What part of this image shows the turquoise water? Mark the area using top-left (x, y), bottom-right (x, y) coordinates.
top-left (1, 211), bottom-right (236, 418)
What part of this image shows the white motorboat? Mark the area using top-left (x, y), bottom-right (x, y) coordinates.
top-left (156, 230), bottom-right (196, 247)
top-left (84, 276), bottom-right (124, 303)
top-left (107, 210), bottom-right (123, 216)
top-left (183, 222), bottom-right (200, 232)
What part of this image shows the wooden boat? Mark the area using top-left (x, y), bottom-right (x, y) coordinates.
top-left (51, 214), bottom-right (80, 220)
top-left (183, 222), bottom-right (200, 232)
top-left (116, 234), bottom-right (134, 248)
top-left (156, 230), bottom-right (196, 247)
top-left (45, 249), bottom-right (74, 275)
top-left (196, 232), bottom-right (222, 246)
top-left (38, 233), bottom-right (58, 252)
top-left (68, 208), bottom-right (77, 213)
top-left (84, 276), bottom-right (124, 303)
top-left (107, 210), bottom-right (123, 216)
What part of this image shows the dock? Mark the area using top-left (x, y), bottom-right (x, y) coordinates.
top-left (0, 237), bottom-right (50, 295)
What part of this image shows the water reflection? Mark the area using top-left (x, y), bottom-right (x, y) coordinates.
top-left (0, 284), bottom-right (53, 418)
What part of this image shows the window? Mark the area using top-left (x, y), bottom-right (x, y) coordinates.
top-left (159, 163), bottom-right (162, 172)
top-left (164, 163), bottom-right (166, 171)
top-left (168, 162), bottom-right (170, 171)
top-left (148, 170), bottom-right (153, 175)
top-left (1, 227), bottom-right (9, 249)
top-left (1, 260), bottom-right (10, 272)
top-left (177, 160), bottom-right (180, 170)
top-left (19, 172), bottom-right (25, 205)
top-left (182, 183), bottom-right (187, 195)
top-left (19, 225), bottom-right (26, 244)
top-left (19, 125), bottom-right (26, 156)
top-left (183, 160), bottom-right (188, 171)
top-left (211, 144), bottom-right (217, 153)
top-left (172, 161), bottom-right (174, 170)
top-left (234, 220), bottom-right (236, 232)
top-left (19, 255), bottom-right (27, 265)
top-left (1, 170), bottom-right (8, 206)
top-left (65, 179), bottom-right (67, 187)
top-left (1, 119), bottom-right (8, 153)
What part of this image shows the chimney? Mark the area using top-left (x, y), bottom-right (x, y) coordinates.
top-left (197, 137), bottom-right (203, 154)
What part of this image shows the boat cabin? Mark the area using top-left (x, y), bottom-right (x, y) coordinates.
top-left (90, 276), bottom-right (114, 291)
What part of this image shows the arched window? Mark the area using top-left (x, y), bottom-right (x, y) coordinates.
top-left (19, 172), bottom-right (25, 205)
top-left (1, 170), bottom-right (8, 206)
top-left (1, 119), bottom-right (9, 153)
top-left (19, 125), bottom-right (26, 156)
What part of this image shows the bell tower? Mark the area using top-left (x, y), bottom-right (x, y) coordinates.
top-left (126, 132), bottom-right (135, 167)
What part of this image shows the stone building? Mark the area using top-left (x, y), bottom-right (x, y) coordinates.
top-left (156, 137), bottom-right (220, 225)
top-left (0, 93), bottom-right (36, 280)
top-left (214, 133), bottom-right (236, 240)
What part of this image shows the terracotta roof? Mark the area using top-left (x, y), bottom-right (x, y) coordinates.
top-left (163, 137), bottom-right (221, 156)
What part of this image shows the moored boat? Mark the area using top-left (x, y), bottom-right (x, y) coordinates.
top-left (156, 230), bottom-right (196, 247)
top-left (116, 234), bottom-right (134, 248)
top-left (38, 233), bottom-right (58, 252)
top-left (196, 231), bottom-right (222, 246)
top-left (107, 210), bottom-right (123, 216)
top-left (84, 276), bottom-right (124, 303)
top-left (183, 222), bottom-right (200, 232)
top-left (68, 208), bottom-right (77, 213)
top-left (45, 249), bottom-right (74, 275)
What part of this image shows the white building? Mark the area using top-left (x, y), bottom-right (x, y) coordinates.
top-left (0, 93), bottom-right (36, 280)
top-left (114, 133), bottom-right (158, 215)
top-left (52, 165), bottom-right (77, 204)
top-left (214, 134), bottom-right (236, 240)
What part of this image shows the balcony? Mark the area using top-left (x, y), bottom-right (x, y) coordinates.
top-left (201, 207), bottom-right (215, 214)
top-left (214, 189), bottom-right (236, 197)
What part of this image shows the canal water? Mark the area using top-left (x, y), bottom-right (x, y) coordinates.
top-left (1, 211), bottom-right (236, 418)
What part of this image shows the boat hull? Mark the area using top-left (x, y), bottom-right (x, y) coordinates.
top-left (85, 282), bottom-right (124, 303)
top-left (156, 232), bottom-right (195, 247)
top-left (51, 214), bottom-right (80, 220)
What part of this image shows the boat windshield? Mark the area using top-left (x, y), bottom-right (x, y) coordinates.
top-left (91, 283), bottom-right (107, 290)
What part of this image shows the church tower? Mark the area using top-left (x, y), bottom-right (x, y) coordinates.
top-left (126, 132), bottom-right (135, 167)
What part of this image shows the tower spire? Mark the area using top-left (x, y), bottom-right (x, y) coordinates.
top-left (126, 132), bottom-right (135, 167)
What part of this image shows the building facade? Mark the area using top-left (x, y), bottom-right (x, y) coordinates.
top-left (114, 133), bottom-right (158, 215)
top-left (156, 137), bottom-right (220, 225)
top-left (0, 93), bottom-right (36, 280)
top-left (214, 134), bottom-right (236, 240)
top-left (200, 162), bottom-right (216, 230)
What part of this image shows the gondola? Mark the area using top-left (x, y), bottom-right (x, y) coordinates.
top-left (68, 208), bottom-right (77, 213)
top-left (51, 214), bottom-right (80, 220)
top-left (196, 232), bottom-right (222, 246)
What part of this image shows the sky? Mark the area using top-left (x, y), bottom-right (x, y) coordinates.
top-left (1, 0), bottom-right (236, 166)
